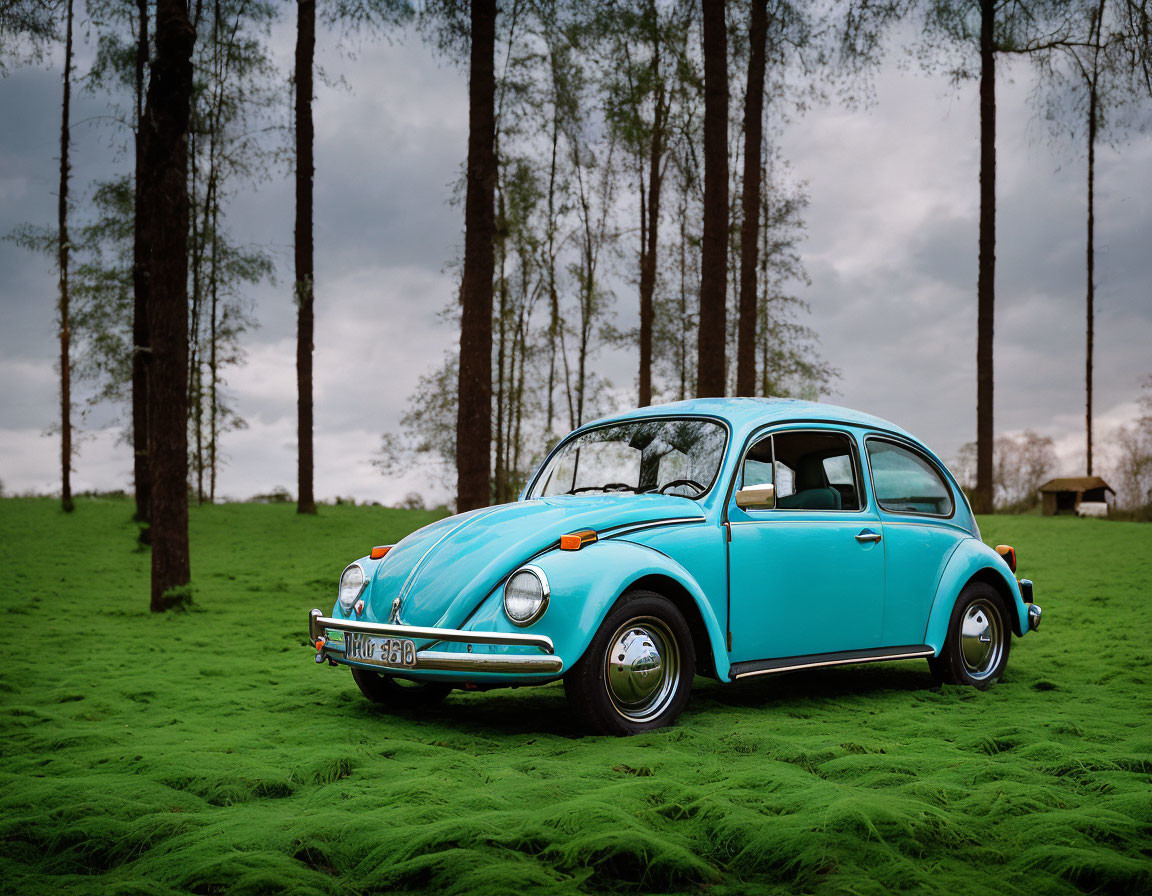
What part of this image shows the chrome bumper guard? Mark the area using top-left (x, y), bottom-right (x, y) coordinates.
top-left (308, 609), bottom-right (564, 674)
top-left (1028, 604), bottom-right (1042, 632)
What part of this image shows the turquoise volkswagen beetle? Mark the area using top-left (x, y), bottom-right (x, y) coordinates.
top-left (309, 398), bottom-right (1042, 735)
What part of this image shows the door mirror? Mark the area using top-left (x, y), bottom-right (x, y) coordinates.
top-left (734, 482), bottom-right (775, 510)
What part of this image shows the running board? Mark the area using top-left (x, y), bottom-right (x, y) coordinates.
top-left (729, 645), bottom-right (935, 680)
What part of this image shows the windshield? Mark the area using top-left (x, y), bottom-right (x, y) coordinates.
top-left (528, 418), bottom-right (728, 500)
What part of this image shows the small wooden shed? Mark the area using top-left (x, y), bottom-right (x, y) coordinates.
top-left (1038, 476), bottom-right (1115, 516)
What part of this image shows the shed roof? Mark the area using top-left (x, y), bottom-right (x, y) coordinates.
top-left (1039, 476), bottom-right (1114, 494)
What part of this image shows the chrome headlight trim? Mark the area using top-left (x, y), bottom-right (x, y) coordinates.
top-left (338, 562), bottom-right (368, 612)
top-left (503, 565), bottom-right (550, 627)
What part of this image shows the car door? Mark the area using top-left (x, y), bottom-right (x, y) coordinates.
top-left (863, 437), bottom-right (970, 647)
top-left (726, 427), bottom-right (885, 662)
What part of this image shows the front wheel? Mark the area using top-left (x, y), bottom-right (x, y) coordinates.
top-left (928, 582), bottom-right (1012, 689)
top-left (351, 667), bottom-right (452, 709)
top-left (564, 591), bottom-right (695, 736)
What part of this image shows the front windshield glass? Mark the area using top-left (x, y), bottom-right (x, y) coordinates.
top-left (528, 418), bottom-right (728, 500)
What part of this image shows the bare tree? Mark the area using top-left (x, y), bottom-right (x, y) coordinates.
top-left (735, 0), bottom-right (767, 397)
top-left (922, 0), bottom-right (1071, 513)
top-left (132, 0), bottom-right (151, 524)
top-left (57, 0), bottom-right (76, 513)
top-left (294, 0), bottom-right (316, 514)
top-left (696, 0), bottom-right (727, 397)
top-left (456, 0), bottom-right (498, 512)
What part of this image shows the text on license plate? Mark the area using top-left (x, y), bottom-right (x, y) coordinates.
top-left (345, 633), bottom-right (417, 667)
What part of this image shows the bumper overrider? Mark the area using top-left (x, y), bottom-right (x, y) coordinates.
top-left (308, 609), bottom-right (564, 675)
top-left (1018, 578), bottom-right (1042, 632)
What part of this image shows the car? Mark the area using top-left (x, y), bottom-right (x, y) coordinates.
top-left (309, 398), bottom-right (1042, 735)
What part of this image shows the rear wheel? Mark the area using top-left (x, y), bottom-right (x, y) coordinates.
top-left (928, 581), bottom-right (1011, 689)
top-left (564, 591), bottom-right (695, 736)
top-left (351, 667), bottom-right (452, 709)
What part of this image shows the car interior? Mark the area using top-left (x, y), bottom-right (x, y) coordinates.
top-left (741, 430), bottom-right (862, 511)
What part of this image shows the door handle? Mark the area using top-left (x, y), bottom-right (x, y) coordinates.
top-left (855, 529), bottom-right (882, 544)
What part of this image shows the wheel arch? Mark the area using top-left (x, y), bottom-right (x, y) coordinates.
top-left (625, 574), bottom-right (717, 679)
top-left (523, 540), bottom-right (731, 682)
top-left (923, 538), bottom-right (1029, 652)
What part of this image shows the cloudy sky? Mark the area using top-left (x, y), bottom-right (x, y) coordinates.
top-left (1, 14), bottom-right (1150, 505)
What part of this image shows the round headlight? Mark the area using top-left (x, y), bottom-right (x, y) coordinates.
top-left (503, 566), bottom-right (549, 626)
top-left (338, 563), bottom-right (366, 612)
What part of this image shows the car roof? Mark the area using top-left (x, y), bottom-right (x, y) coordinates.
top-left (583, 397), bottom-right (915, 443)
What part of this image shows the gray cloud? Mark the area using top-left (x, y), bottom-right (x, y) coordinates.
top-left (1, 26), bottom-right (1149, 505)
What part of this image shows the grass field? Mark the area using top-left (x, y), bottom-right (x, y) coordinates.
top-left (1, 497), bottom-right (1150, 896)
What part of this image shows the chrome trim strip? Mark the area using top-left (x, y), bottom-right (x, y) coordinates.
top-left (413, 651), bottom-right (564, 673)
top-left (309, 609), bottom-right (555, 652)
top-left (731, 647), bottom-right (935, 680)
top-left (603, 516), bottom-right (706, 538)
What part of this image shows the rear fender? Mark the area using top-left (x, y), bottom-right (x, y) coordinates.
top-left (923, 538), bottom-right (1029, 652)
top-left (464, 539), bottom-right (730, 681)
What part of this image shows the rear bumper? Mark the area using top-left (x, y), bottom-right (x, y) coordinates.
top-left (308, 609), bottom-right (564, 675)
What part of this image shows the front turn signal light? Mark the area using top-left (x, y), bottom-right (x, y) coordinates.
top-left (996, 544), bottom-right (1017, 573)
top-left (560, 530), bottom-right (598, 551)
top-left (370, 545), bottom-right (391, 560)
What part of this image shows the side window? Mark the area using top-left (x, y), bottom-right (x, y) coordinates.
top-left (741, 436), bottom-right (774, 487)
top-left (866, 440), bottom-right (954, 517)
top-left (740, 430), bottom-right (863, 511)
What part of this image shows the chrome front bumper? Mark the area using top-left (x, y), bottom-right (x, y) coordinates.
top-left (1028, 604), bottom-right (1042, 631)
top-left (308, 609), bottom-right (564, 674)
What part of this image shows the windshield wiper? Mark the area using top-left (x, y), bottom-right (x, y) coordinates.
top-left (568, 483), bottom-right (637, 494)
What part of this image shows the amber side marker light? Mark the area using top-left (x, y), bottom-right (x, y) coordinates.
top-left (996, 544), bottom-right (1017, 573)
top-left (370, 545), bottom-right (391, 560)
top-left (560, 529), bottom-right (598, 551)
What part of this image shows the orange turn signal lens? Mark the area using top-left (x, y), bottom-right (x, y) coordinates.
top-left (560, 529), bottom-right (598, 551)
top-left (370, 545), bottom-right (391, 560)
top-left (996, 544), bottom-right (1017, 573)
top-left (314, 639), bottom-right (325, 651)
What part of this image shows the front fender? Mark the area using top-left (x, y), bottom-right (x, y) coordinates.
top-left (923, 538), bottom-right (1029, 652)
top-left (463, 539), bottom-right (731, 681)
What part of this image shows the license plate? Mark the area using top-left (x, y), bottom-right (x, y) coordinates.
top-left (344, 632), bottom-right (417, 667)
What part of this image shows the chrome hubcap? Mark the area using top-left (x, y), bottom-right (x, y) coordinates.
top-left (604, 617), bottom-right (679, 722)
top-left (960, 598), bottom-right (1003, 680)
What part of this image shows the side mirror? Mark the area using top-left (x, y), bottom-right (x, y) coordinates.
top-left (734, 482), bottom-right (775, 510)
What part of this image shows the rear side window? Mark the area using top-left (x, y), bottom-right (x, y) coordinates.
top-left (740, 429), bottom-right (863, 511)
top-left (866, 439), bottom-right (954, 517)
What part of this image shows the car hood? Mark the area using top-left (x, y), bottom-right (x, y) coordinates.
top-left (366, 494), bottom-right (704, 629)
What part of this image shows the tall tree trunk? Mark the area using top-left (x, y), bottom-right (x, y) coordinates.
top-left (1085, 80), bottom-right (1096, 476)
top-left (697, 0), bottom-right (728, 398)
top-left (736, 0), bottom-right (767, 397)
top-left (295, 0), bottom-right (317, 514)
top-left (456, 0), bottom-right (497, 512)
top-left (637, 43), bottom-right (663, 408)
top-left (678, 177), bottom-right (688, 401)
top-left (209, 209), bottom-right (219, 502)
top-left (494, 175), bottom-right (508, 505)
top-left (1085, 0), bottom-right (1105, 476)
top-left (57, 0), bottom-right (75, 514)
top-left (973, 0), bottom-right (996, 514)
top-left (132, 0), bottom-right (151, 524)
top-left (145, 0), bottom-right (196, 611)
top-left (545, 101), bottom-right (559, 437)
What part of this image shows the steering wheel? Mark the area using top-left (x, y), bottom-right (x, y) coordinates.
top-left (658, 478), bottom-right (706, 496)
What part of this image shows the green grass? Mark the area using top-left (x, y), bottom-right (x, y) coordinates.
top-left (1, 498), bottom-right (1150, 896)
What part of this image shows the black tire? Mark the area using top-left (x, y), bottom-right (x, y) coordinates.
top-left (564, 590), bottom-right (695, 736)
top-left (928, 581), bottom-right (1012, 690)
top-left (351, 667), bottom-right (452, 709)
